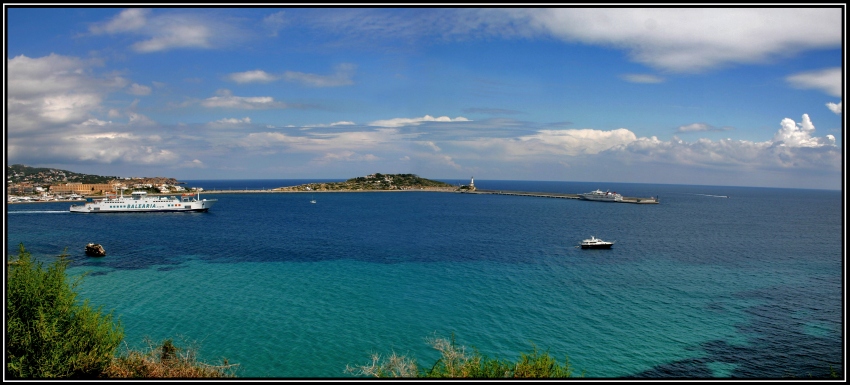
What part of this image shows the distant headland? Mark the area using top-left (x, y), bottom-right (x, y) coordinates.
top-left (274, 173), bottom-right (465, 192)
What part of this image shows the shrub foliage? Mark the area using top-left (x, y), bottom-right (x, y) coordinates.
top-left (6, 244), bottom-right (124, 378)
top-left (346, 333), bottom-right (580, 378)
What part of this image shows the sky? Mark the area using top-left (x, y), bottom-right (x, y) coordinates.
top-left (4, 7), bottom-right (845, 190)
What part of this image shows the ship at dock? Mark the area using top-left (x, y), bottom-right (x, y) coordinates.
top-left (70, 191), bottom-right (216, 213)
top-left (579, 189), bottom-right (623, 202)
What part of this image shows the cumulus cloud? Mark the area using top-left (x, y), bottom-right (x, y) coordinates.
top-left (826, 101), bottom-right (841, 114)
top-left (772, 114), bottom-right (835, 148)
top-left (9, 128), bottom-right (178, 166)
top-left (602, 114), bottom-right (839, 173)
top-left (369, 114), bottom-right (471, 128)
top-left (284, 63), bottom-right (356, 87)
top-left (786, 67), bottom-right (842, 97)
top-left (7, 54), bottom-right (128, 131)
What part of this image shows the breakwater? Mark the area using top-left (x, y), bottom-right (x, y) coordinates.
top-left (158, 187), bottom-right (660, 203)
top-left (466, 189), bottom-right (660, 204)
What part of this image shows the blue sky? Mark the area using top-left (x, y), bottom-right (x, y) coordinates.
top-left (5, 7), bottom-right (844, 189)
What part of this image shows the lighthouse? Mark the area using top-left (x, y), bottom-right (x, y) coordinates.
top-left (469, 176), bottom-right (475, 191)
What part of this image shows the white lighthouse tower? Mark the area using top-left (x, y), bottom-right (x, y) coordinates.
top-left (469, 176), bottom-right (475, 191)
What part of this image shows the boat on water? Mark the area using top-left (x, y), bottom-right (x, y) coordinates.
top-left (580, 236), bottom-right (614, 249)
top-left (70, 191), bottom-right (216, 213)
top-left (579, 189), bottom-right (623, 202)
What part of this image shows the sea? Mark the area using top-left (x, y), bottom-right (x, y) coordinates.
top-left (5, 180), bottom-right (844, 379)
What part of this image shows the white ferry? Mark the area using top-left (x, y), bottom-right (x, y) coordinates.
top-left (580, 236), bottom-right (614, 249)
top-left (70, 191), bottom-right (216, 213)
top-left (579, 189), bottom-right (623, 202)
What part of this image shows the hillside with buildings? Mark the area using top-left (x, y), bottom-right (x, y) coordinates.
top-left (6, 164), bottom-right (189, 200)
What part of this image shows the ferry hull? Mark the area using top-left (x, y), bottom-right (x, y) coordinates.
top-left (580, 244), bottom-right (613, 249)
top-left (70, 207), bottom-right (212, 213)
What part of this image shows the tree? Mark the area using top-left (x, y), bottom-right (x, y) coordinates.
top-left (6, 244), bottom-right (124, 379)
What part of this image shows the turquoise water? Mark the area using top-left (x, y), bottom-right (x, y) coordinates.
top-left (6, 181), bottom-right (843, 378)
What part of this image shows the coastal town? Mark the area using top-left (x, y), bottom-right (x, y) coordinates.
top-left (6, 164), bottom-right (200, 203)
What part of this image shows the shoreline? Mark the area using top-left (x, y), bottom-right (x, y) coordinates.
top-left (6, 187), bottom-right (461, 204)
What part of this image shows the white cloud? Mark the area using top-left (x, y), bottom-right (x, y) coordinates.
top-left (603, 114), bottom-right (839, 173)
top-left (7, 54), bottom-right (133, 131)
top-left (459, 128), bottom-right (637, 159)
top-left (772, 114), bottom-right (834, 148)
top-left (179, 159), bottom-right (206, 168)
top-left (202, 90), bottom-right (287, 109)
top-left (132, 22), bottom-right (213, 52)
top-left (90, 9), bottom-right (241, 53)
top-left (369, 114), bottom-right (471, 128)
top-left (89, 8), bottom-right (149, 34)
top-left (621, 74), bottom-right (663, 83)
top-left (127, 112), bottom-right (157, 126)
top-left (786, 67), bottom-right (842, 97)
top-left (263, 11), bottom-right (287, 37)
top-left (324, 9), bottom-right (839, 74)
top-left (127, 83), bottom-right (152, 95)
top-left (229, 70), bottom-right (279, 84)
top-left (214, 117), bottom-right (252, 125)
top-left (676, 123), bottom-right (731, 133)
top-left (315, 151), bottom-right (380, 163)
top-left (826, 101), bottom-right (842, 114)
top-left (284, 63), bottom-right (356, 87)
top-left (499, 9), bottom-right (842, 73)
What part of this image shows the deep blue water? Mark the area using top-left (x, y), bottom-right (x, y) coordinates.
top-left (5, 180), bottom-right (843, 379)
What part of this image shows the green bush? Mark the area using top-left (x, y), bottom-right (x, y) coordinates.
top-left (6, 244), bottom-right (124, 379)
top-left (346, 334), bottom-right (580, 378)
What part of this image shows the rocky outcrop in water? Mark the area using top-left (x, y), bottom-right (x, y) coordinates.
top-left (85, 243), bottom-right (106, 257)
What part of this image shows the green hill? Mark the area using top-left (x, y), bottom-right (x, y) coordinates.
top-left (276, 173), bottom-right (456, 191)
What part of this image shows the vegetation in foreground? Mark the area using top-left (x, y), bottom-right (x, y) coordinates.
top-left (346, 333), bottom-right (582, 378)
top-left (6, 244), bottom-right (235, 379)
top-left (102, 338), bottom-right (238, 378)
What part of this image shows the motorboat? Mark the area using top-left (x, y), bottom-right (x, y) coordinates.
top-left (580, 236), bottom-right (614, 249)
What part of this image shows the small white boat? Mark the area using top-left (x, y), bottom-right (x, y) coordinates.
top-left (580, 236), bottom-right (614, 249)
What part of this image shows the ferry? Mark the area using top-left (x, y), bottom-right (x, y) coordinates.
top-left (70, 191), bottom-right (216, 213)
top-left (579, 189), bottom-right (623, 202)
top-left (580, 236), bottom-right (614, 249)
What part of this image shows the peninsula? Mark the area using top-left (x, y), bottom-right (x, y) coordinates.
top-left (274, 173), bottom-right (458, 192)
